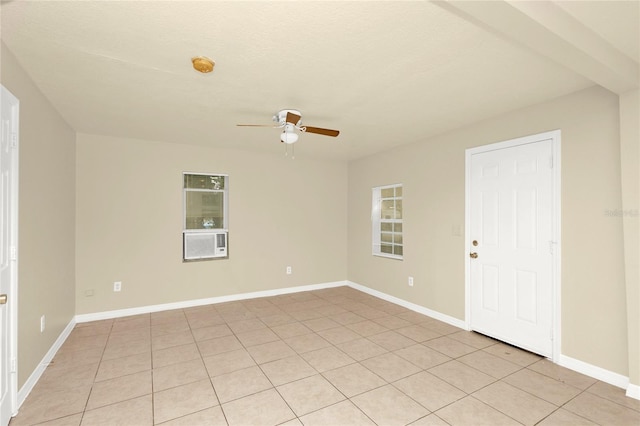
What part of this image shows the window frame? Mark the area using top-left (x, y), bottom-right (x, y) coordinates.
top-left (372, 183), bottom-right (403, 260)
top-left (183, 172), bottom-right (229, 233)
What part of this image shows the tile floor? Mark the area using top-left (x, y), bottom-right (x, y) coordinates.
top-left (10, 286), bottom-right (640, 426)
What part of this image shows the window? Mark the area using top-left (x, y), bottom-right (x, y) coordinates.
top-left (183, 173), bottom-right (229, 260)
top-left (372, 184), bottom-right (403, 259)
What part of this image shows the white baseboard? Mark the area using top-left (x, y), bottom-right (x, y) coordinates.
top-left (558, 354), bottom-right (638, 398)
top-left (75, 281), bottom-right (347, 323)
top-left (346, 281), bottom-right (466, 329)
top-left (626, 383), bottom-right (640, 400)
top-left (17, 318), bottom-right (76, 410)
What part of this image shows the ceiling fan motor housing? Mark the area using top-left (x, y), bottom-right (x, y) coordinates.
top-left (273, 109), bottom-right (302, 125)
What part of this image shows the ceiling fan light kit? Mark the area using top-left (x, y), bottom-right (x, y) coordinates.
top-left (237, 109), bottom-right (340, 153)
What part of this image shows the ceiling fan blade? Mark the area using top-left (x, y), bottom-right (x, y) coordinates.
top-left (302, 126), bottom-right (340, 137)
top-left (286, 112), bottom-right (302, 125)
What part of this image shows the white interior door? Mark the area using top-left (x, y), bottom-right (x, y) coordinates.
top-left (467, 133), bottom-right (558, 358)
top-left (1, 86), bottom-right (19, 426)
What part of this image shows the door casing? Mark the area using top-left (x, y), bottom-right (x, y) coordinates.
top-left (464, 130), bottom-right (561, 362)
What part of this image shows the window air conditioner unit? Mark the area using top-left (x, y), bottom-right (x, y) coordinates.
top-left (183, 231), bottom-right (228, 260)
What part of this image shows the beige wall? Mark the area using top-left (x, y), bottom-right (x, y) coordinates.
top-left (348, 86), bottom-right (629, 377)
top-left (1, 43), bottom-right (77, 388)
top-left (75, 134), bottom-right (348, 314)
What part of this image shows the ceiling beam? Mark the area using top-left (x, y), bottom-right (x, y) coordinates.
top-left (435, 0), bottom-right (639, 94)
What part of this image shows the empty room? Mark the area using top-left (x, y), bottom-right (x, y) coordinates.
top-left (0, 1), bottom-right (639, 425)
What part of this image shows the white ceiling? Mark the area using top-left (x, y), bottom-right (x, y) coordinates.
top-left (1, 1), bottom-right (638, 161)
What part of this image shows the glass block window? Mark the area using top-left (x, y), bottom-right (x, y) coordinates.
top-left (372, 184), bottom-right (403, 259)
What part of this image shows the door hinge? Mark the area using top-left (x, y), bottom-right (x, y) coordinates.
top-left (10, 358), bottom-right (16, 373)
top-left (549, 156), bottom-right (553, 169)
top-left (549, 241), bottom-right (557, 255)
top-left (10, 246), bottom-right (17, 261)
top-left (11, 133), bottom-right (18, 148)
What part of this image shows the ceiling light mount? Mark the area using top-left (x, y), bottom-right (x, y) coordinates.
top-left (191, 56), bottom-right (215, 73)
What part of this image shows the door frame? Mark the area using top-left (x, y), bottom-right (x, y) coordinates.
top-left (464, 130), bottom-right (561, 362)
top-left (1, 85), bottom-right (19, 422)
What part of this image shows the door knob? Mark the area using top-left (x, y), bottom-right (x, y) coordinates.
top-left (469, 252), bottom-right (478, 259)
top-left (0, 294), bottom-right (7, 305)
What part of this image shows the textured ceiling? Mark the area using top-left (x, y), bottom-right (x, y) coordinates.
top-left (1, 1), bottom-right (638, 161)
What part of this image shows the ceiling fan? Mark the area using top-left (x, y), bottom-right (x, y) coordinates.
top-left (237, 109), bottom-right (340, 144)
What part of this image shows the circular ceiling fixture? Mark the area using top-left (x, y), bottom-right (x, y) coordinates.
top-left (191, 56), bottom-right (215, 73)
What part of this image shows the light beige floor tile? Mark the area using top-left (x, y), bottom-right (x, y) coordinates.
top-left (420, 321), bottom-right (463, 336)
top-left (302, 317), bottom-right (341, 332)
top-left (152, 358), bottom-right (209, 391)
top-left (157, 406), bottom-right (227, 426)
top-left (528, 359), bottom-right (598, 390)
top-left (8, 386), bottom-right (91, 426)
top-left (435, 396), bottom-right (521, 426)
top-left (212, 365), bottom-right (273, 402)
top-left (226, 318), bottom-right (266, 334)
top-left (153, 379), bottom-right (219, 424)
top-left (185, 313), bottom-right (226, 330)
top-left (347, 320), bottom-right (389, 337)
top-left (536, 408), bottom-right (597, 425)
top-left (395, 325), bottom-right (442, 342)
top-left (457, 350), bottom-right (522, 379)
top-left (152, 342), bottom-right (201, 369)
top-left (317, 326), bottom-right (362, 344)
top-left (301, 346), bottom-right (355, 372)
top-left (110, 317), bottom-right (150, 333)
top-left (277, 374), bottom-right (345, 416)
top-left (331, 311), bottom-right (367, 325)
top-left (428, 360), bottom-right (495, 393)
top-left (289, 308), bottom-right (326, 321)
top-left (299, 400), bottom-right (376, 426)
top-left (106, 327), bottom-right (150, 346)
top-left (361, 352), bottom-right (421, 382)
top-left (394, 344), bottom-right (450, 370)
top-left (80, 394), bottom-right (152, 426)
top-left (423, 336), bottom-right (477, 358)
top-left (151, 320), bottom-right (190, 337)
top-left (259, 313), bottom-right (297, 327)
top-left (151, 309), bottom-right (186, 325)
top-left (36, 362), bottom-right (99, 392)
top-left (203, 348), bottom-right (256, 377)
top-left (284, 333), bottom-right (332, 353)
top-left (482, 341), bottom-right (542, 367)
top-left (196, 334), bottom-right (243, 357)
top-left (221, 388), bottom-right (295, 426)
top-left (95, 351), bottom-right (151, 381)
top-left (49, 347), bottom-right (103, 370)
top-left (408, 413), bottom-right (450, 425)
top-left (151, 330), bottom-right (195, 351)
top-left (191, 324), bottom-right (233, 342)
top-left (86, 370), bottom-right (152, 410)
top-left (563, 391), bottom-right (640, 425)
top-left (69, 323), bottom-right (112, 338)
top-left (34, 413), bottom-right (83, 426)
top-left (473, 381), bottom-right (557, 425)
top-left (368, 330), bottom-right (416, 351)
top-left (260, 355), bottom-right (317, 386)
top-left (271, 321), bottom-right (313, 339)
top-left (448, 331), bottom-right (497, 349)
top-left (372, 315), bottom-right (412, 330)
top-left (322, 363), bottom-right (386, 397)
top-left (246, 339), bottom-right (296, 364)
top-left (314, 304), bottom-right (349, 316)
top-left (57, 334), bottom-right (108, 353)
top-left (336, 338), bottom-right (388, 361)
top-left (396, 311), bottom-right (432, 324)
top-left (502, 368), bottom-right (582, 406)
top-left (352, 384), bottom-right (429, 426)
top-left (394, 371), bottom-right (466, 412)
top-left (586, 380), bottom-right (640, 412)
top-left (235, 327), bottom-right (280, 347)
top-left (102, 338), bottom-right (151, 360)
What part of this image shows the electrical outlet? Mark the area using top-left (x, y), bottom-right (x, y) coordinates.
top-left (113, 281), bottom-right (122, 292)
top-left (40, 315), bottom-right (45, 333)
top-left (408, 276), bottom-right (414, 287)
top-left (286, 266), bottom-right (292, 275)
